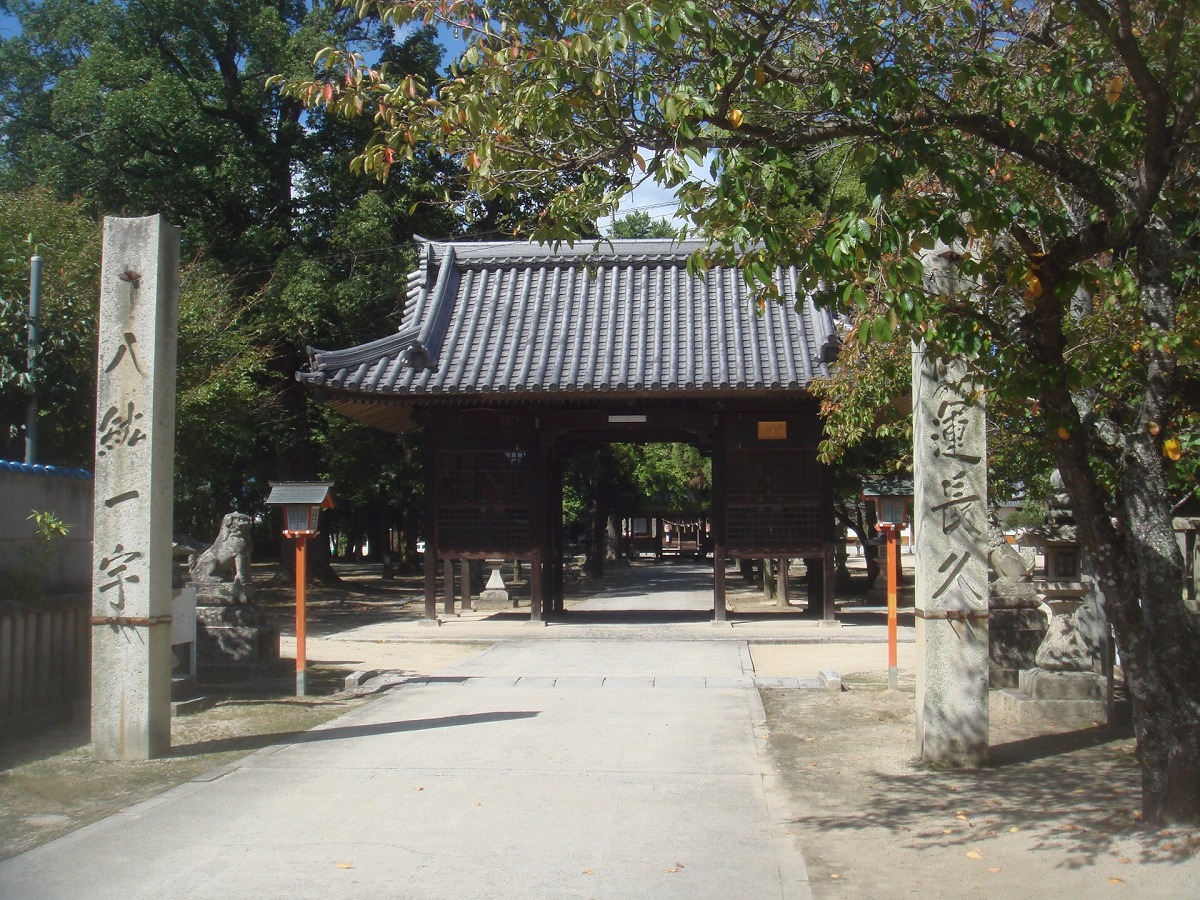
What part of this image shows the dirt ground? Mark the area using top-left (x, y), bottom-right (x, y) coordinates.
top-left (4, 559), bottom-right (1197, 894)
top-left (761, 678), bottom-right (1200, 898)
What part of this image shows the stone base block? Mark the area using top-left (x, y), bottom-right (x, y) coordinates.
top-left (996, 688), bottom-right (1107, 724)
top-left (171, 695), bottom-right (215, 717)
top-left (477, 588), bottom-right (511, 608)
top-left (196, 621), bottom-right (279, 671)
top-left (989, 607), bottom-right (1048, 689)
top-left (171, 674), bottom-right (196, 700)
top-left (196, 604), bottom-right (267, 627)
top-left (1018, 667), bottom-right (1105, 701)
top-left (988, 581), bottom-right (1039, 607)
top-left (344, 670), bottom-right (379, 690)
top-left (192, 581), bottom-right (254, 605)
top-left (816, 619), bottom-right (842, 630)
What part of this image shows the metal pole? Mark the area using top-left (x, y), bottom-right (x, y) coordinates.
top-left (25, 255), bottom-right (42, 465)
top-left (295, 536), bottom-right (308, 696)
top-left (886, 524), bottom-right (898, 690)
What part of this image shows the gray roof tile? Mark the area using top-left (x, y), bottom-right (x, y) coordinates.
top-left (300, 238), bottom-right (839, 401)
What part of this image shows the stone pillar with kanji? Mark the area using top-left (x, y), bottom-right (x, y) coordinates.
top-left (91, 215), bottom-right (179, 760)
top-left (912, 346), bottom-right (989, 766)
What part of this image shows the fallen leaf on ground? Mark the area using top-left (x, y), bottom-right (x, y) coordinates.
top-left (664, 863), bottom-right (685, 874)
top-left (336, 863), bottom-right (353, 870)
top-left (582, 869), bottom-right (594, 875)
top-left (956, 814), bottom-right (969, 821)
top-left (414, 786), bottom-right (424, 791)
top-left (1008, 826), bottom-right (1020, 833)
top-left (1108, 876), bottom-right (1125, 884)
top-left (830, 873), bottom-right (841, 879)
top-left (966, 849), bottom-right (983, 859)
top-left (1118, 858), bottom-right (1131, 864)
top-left (988, 867), bottom-right (1001, 873)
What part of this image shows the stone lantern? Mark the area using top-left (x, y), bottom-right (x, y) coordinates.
top-left (1000, 470), bottom-right (1110, 721)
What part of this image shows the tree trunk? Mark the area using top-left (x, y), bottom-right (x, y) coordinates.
top-left (585, 504), bottom-right (605, 579)
top-left (762, 558), bottom-right (779, 601)
top-left (1065, 434), bottom-right (1200, 824)
top-left (605, 515), bottom-right (621, 562)
top-left (1048, 227), bottom-right (1200, 823)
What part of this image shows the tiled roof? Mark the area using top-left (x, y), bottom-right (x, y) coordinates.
top-left (861, 474), bottom-right (914, 497)
top-left (264, 482), bottom-right (335, 506)
top-left (299, 238), bottom-right (839, 406)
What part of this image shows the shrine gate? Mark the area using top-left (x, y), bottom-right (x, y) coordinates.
top-left (298, 238), bottom-right (841, 623)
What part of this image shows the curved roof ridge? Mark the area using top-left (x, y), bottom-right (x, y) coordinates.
top-left (427, 237), bottom-right (704, 267)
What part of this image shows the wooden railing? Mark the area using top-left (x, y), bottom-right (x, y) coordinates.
top-left (0, 598), bottom-right (90, 733)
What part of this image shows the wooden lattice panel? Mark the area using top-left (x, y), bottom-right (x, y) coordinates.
top-left (726, 503), bottom-right (823, 550)
top-left (724, 446), bottom-right (825, 551)
top-left (434, 448), bottom-right (532, 552)
top-left (725, 448), bottom-right (820, 502)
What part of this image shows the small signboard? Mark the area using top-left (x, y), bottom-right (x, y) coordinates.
top-left (757, 420), bottom-right (787, 440)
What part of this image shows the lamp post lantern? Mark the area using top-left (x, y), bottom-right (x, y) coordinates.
top-left (861, 477), bottom-right (914, 691)
top-left (265, 481), bottom-right (334, 696)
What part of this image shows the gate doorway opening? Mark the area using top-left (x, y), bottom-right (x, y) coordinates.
top-left (557, 439), bottom-right (714, 623)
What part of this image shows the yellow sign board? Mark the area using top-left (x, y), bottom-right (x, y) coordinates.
top-left (757, 420), bottom-right (787, 440)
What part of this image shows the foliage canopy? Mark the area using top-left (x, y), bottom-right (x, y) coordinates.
top-left (286, 0), bottom-right (1200, 822)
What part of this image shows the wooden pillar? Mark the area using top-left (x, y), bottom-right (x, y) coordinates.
top-left (529, 417), bottom-right (548, 623)
top-left (442, 557), bottom-right (455, 616)
top-left (549, 451), bottom-right (564, 614)
top-left (820, 453), bottom-right (838, 622)
top-left (712, 411), bottom-right (728, 621)
top-left (778, 557), bottom-right (789, 607)
top-left (423, 425), bottom-right (438, 620)
top-left (423, 548), bottom-right (437, 620)
top-left (822, 548), bottom-right (837, 621)
top-left (714, 555), bottom-right (728, 620)
top-left (529, 548), bottom-right (544, 622)
top-left (461, 560), bottom-right (473, 612)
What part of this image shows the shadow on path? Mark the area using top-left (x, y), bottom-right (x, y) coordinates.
top-left (174, 710), bottom-right (540, 757)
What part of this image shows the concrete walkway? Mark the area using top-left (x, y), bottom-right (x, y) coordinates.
top-left (0, 570), bottom-right (817, 899)
top-left (331, 560), bottom-right (918, 646)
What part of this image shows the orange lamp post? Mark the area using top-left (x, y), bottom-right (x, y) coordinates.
top-left (864, 485), bottom-right (910, 692)
top-left (879, 522), bottom-right (900, 690)
top-left (265, 482), bottom-right (334, 696)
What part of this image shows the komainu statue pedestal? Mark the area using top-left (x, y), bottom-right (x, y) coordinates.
top-left (188, 513), bottom-right (279, 676)
top-left (194, 582), bottom-right (279, 674)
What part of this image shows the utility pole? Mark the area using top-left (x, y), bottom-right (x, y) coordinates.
top-left (25, 255), bottom-right (42, 465)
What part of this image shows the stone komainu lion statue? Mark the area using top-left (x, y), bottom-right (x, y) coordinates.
top-left (188, 512), bottom-right (253, 585)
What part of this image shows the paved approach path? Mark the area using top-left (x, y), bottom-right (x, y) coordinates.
top-left (1, 572), bottom-right (814, 899)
